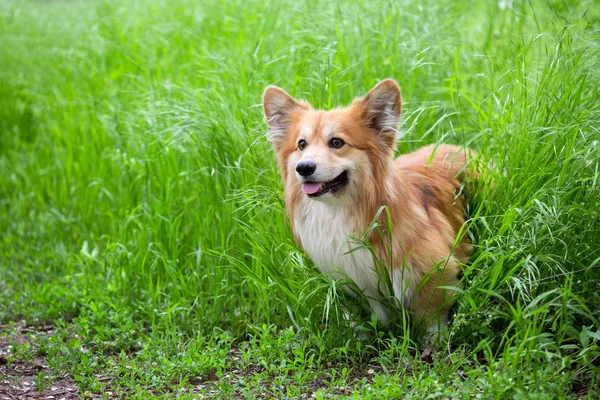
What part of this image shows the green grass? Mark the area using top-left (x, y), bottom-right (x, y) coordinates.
top-left (1, 0), bottom-right (599, 398)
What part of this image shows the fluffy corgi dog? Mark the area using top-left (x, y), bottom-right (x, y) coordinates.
top-left (262, 79), bottom-right (476, 337)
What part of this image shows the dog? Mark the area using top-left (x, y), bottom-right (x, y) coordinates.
top-left (262, 79), bottom-right (476, 339)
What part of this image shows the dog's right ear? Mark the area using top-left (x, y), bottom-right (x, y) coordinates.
top-left (263, 86), bottom-right (303, 148)
top-left (357, 79), bottom-right (402, 150)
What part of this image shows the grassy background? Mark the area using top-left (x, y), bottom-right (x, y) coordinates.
top-left (1, 0), bottom-right (599, 397)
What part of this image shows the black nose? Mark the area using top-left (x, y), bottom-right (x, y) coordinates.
top-left (296, 160), bottom-right (316, 177)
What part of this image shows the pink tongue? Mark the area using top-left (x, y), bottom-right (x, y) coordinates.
top-left (302, 182), bottom-right (322, 195)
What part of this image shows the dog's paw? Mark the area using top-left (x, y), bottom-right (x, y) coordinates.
top-left (422, 322), bottom-right (450, 348)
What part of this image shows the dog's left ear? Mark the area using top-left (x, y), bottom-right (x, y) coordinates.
top-left (358, 79), bottom-right (402, 147)
top-left (263, 86), bottom-right (304, 149)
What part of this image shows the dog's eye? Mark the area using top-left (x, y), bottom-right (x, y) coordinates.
top-left (298, 139), bottom-right (307, 151)
top-left (329, 138), bottom-right (345, 149)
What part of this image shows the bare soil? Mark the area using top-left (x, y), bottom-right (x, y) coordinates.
top-left (0, 323), bottom-right (78, 400)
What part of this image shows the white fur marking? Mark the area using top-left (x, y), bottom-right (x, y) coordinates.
top-left (322, 120), bottom-right (338, 139)
top-left (392, 264), bottom-right (415, 307)
top-left (300, 121), bottom-right (313, 141)
top-left (294, 199), bottom-right (390, 323)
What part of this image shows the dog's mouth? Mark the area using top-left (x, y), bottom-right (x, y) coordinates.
top-left (301, 171), bottom-right (349, 197)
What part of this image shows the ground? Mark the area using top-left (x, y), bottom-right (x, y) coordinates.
top-left (0, 322), bottom-right (430, 399)
top-left (0, 323), bottom-right (78, 400)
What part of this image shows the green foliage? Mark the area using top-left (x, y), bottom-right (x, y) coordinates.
top-left (1, 0), bottom-right (599, 397)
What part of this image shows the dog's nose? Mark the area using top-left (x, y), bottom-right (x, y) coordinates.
top-left (296, 160), bottom-right (316, 177)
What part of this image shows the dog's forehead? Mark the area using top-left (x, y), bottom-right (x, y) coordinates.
top-left (297, 112), bottom-right (340, 140)
top-left (299, 119), bottom-right (313, 138)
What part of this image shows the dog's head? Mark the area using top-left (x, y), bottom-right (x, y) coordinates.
top-left (262, 79), bottom-right (401, 202)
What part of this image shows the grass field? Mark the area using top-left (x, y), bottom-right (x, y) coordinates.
top-left (1, 0), bottom-right (600, 398)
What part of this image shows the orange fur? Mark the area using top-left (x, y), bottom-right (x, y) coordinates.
top-left (263, 79), bottom-right (477, 336)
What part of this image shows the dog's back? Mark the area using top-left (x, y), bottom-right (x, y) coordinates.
top-left (396, 143), bottom-right (476, 263)
top-left (373, 144), bottom-right (476, 333)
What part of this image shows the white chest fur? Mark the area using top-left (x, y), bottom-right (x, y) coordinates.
top-left (293, 199), bottom-right (390, 322)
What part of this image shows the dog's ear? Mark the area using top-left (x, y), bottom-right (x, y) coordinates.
top-left (263, 86), bottom-right (303, 148)
top-left (358, 79), bottom-right (402, 148)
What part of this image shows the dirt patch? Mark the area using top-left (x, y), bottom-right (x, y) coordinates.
top-left (188, 346), bottom-right (386, 399)
top-left (0, 322), bottom-right (78, 400)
